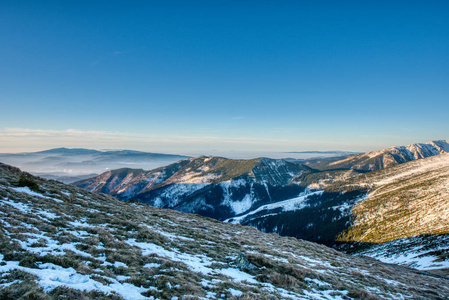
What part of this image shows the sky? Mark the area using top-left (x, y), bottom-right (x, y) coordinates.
top-left (0, 1), bottom-right (448, 156)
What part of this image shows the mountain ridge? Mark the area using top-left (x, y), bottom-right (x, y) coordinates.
top-left (74, 156), bottom-right (313, 221)
top-left (310, 140), bottom-right (449, 172)
top-left (73, 139), bottom-right (449, 270)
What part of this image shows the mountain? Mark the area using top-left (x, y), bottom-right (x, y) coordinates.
top-left (74, 141), bottom-right (449, 273)
top-left (75, 156), bottom-right (314, 221)
top-left (0, 148), bottom-right (190, 183)
top-left (75, 141), bottom-right (449, 245)
top-left (75, 157), bottom-right (371, 244)
top-left (1, 164), bottom-right (448, 299)
top-left (308, 140), bottom-right (449, 172)
top-left (337, 153), bottom-right (449, 243)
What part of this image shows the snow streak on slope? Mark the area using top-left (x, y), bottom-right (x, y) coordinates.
top-left (356, 234), bottom-right (449, 271)
top-left (225, 190), bottom-right (323, 224)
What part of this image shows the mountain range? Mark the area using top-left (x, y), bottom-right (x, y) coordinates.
top-left (308, 140), bottom-right (449, 171)
top-left (1, 162), bottom-right (448, 299)
top-left (0, 148), bottom-right (189, 183)
top-left (74, 139), bottom-right (449, 275)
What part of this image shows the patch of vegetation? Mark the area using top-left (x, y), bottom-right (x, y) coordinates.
top-left (17, 172), bottom-right (41, 192)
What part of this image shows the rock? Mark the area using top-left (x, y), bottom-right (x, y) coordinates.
top-left (235, 254), bottom-right (257, 271)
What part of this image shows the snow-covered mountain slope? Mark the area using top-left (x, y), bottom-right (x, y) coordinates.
top-left (337, 153), bottom-right (449, 243)
top-left (311, 140), bottom-right (449, 172)
top-left (353, 234), bottom-right (449, 275)
top-left (1, 164), bottom-right (449, 299)
top-left (74, 157), bottom-right (313, 221)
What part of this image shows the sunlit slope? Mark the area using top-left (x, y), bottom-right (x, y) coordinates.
top-left (311, 140), bottom-right (449, 172)
top-left (338, 153), bottom-right (449, 243)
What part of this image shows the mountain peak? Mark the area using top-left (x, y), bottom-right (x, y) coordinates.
top-left (314, 139), bottom-right (449, 172)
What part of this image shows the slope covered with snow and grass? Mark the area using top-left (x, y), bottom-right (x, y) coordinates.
top-left (312, 140), bottom-right (449, 172)
top-left (354, 234), bottom-right (449, 274)
top-left (338, 153), bottom-right (449, 244)
top-left (2, 164), bottom-right (449, 299)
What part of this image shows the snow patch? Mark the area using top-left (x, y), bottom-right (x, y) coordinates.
top-left (225, 190), bottom-right (323, 224)
top-left (0, 261), bottom-right (149, 299)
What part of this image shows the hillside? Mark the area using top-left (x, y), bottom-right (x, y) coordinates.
top-left (74, 157), bottom-right (313, 221)
top-left (337, 153), bottom-right (449, 243)
top-left (1, 164), bottom-right (449, 299)
top-left (74, 142), bottom-right (449, 246)
top-left (309, 140), bottom-right (449, 172)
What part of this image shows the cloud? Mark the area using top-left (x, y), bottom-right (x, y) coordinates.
top-left (0, 128), bottom-right (294, 153)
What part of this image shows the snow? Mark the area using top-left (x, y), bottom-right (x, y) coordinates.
top-left (361, 248), bottom-right (449, 270)
top-left (225, 190), bottom-right (323, 224)
top-left (126, 238), bottom-right (213, 274)
top-left (228, 194), bottom-right (253, 215)
top-left (228, 288), bottom-right (243, 296)
top-left (303, 289), bottom-right (348, 300)
top-left (1, 198), bottom-right (32, 213)
top-left (9, 186), bottom-right (64, 203)
top-left (11, 186), bottom-right (46, 198)
top-left (153, 228), bottom-right (195, 242)
top-left (218, 267), bottom-right (257, 284)
top-left (0, 261), bottom-right (150, 299)
top-left (1, 199), bottom-right (60, 220)
top-left (177, 171), bottom-right (220, 184)
top-left (331, 195), bottom-right (367, 217)
top-left (114, 261), bottom-right (128, 268)
top-left (263, 254), bottom-right (289, 264)
top-left (357, 234), bottom-right (449, 270)
top-left (69, 219), bottom-right (97, 228)
top-left (153, 184), bottom-right (207, 207)
top-left (220, 178), bottom-right (248, 190)
top-left (373, 153), bottom-right (449, 186)
top-left (126, 239), bottom-right (260, 284)
top-left (305, 278), bottom-right (330, 287)
top-left (64, 230), bottom-right (92, 238)
top-left (143, 263), bottom-right (161, 269)
top-left (38, 210), bottom-right (58, 220)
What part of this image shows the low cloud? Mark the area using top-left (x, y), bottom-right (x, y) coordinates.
top-left (0, 128), bottom-right (294, 154)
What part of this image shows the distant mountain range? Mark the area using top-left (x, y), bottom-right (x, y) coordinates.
top-left (0, 148), bottom-right (189, 183)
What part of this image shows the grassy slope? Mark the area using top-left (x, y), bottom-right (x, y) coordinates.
top-left (2, 164), bottom-right (449, 299)
top-left (337, 154), bottom-right (449, 243)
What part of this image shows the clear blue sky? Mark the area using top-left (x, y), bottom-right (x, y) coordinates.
top-left (1, 1), bottom-right (448, 155)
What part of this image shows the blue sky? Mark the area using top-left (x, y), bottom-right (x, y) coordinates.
top-left (1, 1), bottom-right (448, 155)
